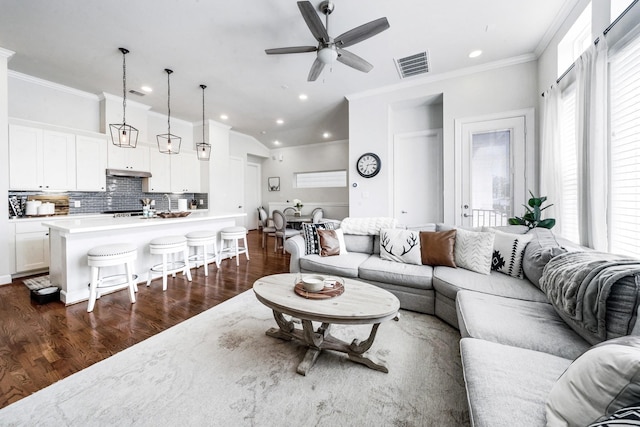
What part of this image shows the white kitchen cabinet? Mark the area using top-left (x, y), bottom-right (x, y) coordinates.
top-left (9, 125), bottom-right (76, 191)
top-left (144, 149), bottom-right (172, 192)
top-left (170, 154), bottom-right (201, 193)
top-left (76, 135), bottom-right (108, 191)
top-left (14, 222), bottom-right (50, 273)
top-left (107, 143), bottom-right (150, 171)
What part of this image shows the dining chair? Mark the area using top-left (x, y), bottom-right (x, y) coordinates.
top-left (272, 210), bottom-right (300, 253)
top-left (311, 207), bottom-right (324, 224)
top-left (258, 207), bottom-right (276, 249)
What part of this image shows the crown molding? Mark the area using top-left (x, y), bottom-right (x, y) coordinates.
top-left (8, 70), bottom-right (99, 100)
top-left (346, 53), bottom-right (537, 101)
top-left (0, 47), bottom-right (15, 59)
top-left (534, 0), bottom-right (584, 56)
top-left (271, 138), bottom-right (348, 152)
top-left (207, 119), bottom-right (232, 131)
top-left (147, 109), bottom-right (194, 127)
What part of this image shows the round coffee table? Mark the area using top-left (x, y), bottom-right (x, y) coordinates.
top-left (253, 273), bottom-right (400, 375)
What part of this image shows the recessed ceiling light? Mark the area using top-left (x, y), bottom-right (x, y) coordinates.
top-left (260, 130), bottom-right (267, 135)
top-left (220, 114), bottom-right (228, 120)
top-left (323, 132), bottom-right (331, 138)
top-left (141, 86), bottom-right (152, 93)
top-left (276, 119), bottom-right (284, 125)
top-left (299, 94), bottom-right (308, 100)
top-left (469, 50), bottom-right (482, 58)
top-left (273, 140), bottom-right (280, 145)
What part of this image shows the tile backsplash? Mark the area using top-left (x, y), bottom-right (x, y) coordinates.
top-left (8, 176), bottom-right (208, 218)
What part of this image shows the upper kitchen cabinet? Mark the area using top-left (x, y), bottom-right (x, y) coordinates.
top-left (76, 135), bottom-right (108, 191)
top-left (9, 124), bottom-right (76, 191)
top-left (107, 143), bottom-right (150, 171)
top-left (144, 149), bottom-right (172, 193)
top-left (170, 154), bottom-right (201, 193)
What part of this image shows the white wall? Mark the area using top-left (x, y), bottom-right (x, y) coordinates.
top-left (0, 48), bottom-right (14, 284)
top-left (348, 59), bottom-right (539, 224)
top-left (261, 140), bottom-right (349, 212)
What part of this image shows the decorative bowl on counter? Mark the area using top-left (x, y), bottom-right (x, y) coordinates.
top-left (155, 211), bottom-right (191, 218)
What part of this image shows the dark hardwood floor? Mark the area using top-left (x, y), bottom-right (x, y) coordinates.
top-left (0, 230), bottom-right (289, 410)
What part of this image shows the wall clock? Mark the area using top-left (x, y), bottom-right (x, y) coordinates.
top-left (356, 152), bottom-right (381, 178)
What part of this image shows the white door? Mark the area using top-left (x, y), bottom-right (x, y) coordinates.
top-left (228, 156), bottom-right (245, 227)
top-left (245, 162), bottom-right (261, 230)
top-left (393, 130), bottom-right (443, 225)
top-left (459, 116), bottom-right (526, 227)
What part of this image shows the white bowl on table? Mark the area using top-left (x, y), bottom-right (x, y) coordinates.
top-left (302, 275), bottom-right (325, 292)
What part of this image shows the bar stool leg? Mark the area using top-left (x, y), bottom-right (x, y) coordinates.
top-left (243, 235), bottom-right (250, 261)
top-left (201, 244), bottom-right (209, 277)
top-left (125, 261), bottom-right (136, 304)
top-left (162, 253), bottom-right (168, 291)
top-left (88, 266), bottom-right (100, 313)
top-left (183, 246), bottom-right (193, 281)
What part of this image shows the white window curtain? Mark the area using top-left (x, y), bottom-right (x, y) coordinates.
top-left (574, 36), bottom-right (609, 251)
top-left (539, 85), bottom-right (563, 235)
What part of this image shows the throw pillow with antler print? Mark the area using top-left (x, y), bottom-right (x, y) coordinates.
top-left (379, 228), bottom-right (422, 265)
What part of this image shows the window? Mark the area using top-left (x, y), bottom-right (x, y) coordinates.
top-left (609, 34), bottom-right (640, 257)
top-left (559, 85), bottom-right (580, 243)
top-left (295, 170), bottom-right (347, 188)
top-left (558, 2), bottom-right (592, 77)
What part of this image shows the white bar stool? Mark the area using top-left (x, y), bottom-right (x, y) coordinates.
top-left (218, 226), bottom-right (250, 266)
top-left (87, 243), bottom-right (138, 313)
top-left (186, 230), bottom-right (220, 276)
top-left (147, 235), bottom-right (192, 291)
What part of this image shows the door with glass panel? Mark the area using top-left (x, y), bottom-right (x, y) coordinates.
top-left (460, 117), bottom-right (526, 227)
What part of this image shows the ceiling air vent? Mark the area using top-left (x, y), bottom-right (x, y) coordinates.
top-left (394, 51), bottom-right (430, 79)
top-left (129, 89), bottom-right (145, 96)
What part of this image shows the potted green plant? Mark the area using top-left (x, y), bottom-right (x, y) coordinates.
top-left (508, 191), bottom-right (556, 229)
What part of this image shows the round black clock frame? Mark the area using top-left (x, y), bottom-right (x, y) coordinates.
top-left (356, 152), bottom-right (381, 178)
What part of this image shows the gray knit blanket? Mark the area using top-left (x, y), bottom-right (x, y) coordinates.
top-left (540, 251), bottom-right (640, 341)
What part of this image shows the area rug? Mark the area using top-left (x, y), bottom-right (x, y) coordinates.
top-left (0, 289), bottom-right (470, 426)
top-left (22, 275), bottom-right (52, 291)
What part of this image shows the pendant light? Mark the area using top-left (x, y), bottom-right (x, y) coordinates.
top-left (109, 48), bottom-right (138, 148)
top-left (196, 84), bottom-right (211, 161)
top-left (157, 68), bottom-right (181, 154)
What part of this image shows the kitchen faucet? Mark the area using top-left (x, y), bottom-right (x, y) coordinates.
top-left (163, 194), bottom-right (172, 212)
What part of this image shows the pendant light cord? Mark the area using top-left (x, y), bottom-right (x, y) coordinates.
top-left (202, 85), bottom-right (205, 142)
top-left (167, 70), bottom-right (171, 136)
top-left (122, 50), bottom-right (127, 124)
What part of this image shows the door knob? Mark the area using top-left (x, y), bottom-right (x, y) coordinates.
top-left (401, 210), bottom-right (407, 214)
top-left (463, 213), bottom-right (470, 217)
top-left (463, 204), bottom-right (469, 209)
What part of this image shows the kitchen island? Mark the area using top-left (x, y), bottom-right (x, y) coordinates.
top-left (43, 212), bottom-right (246, 305)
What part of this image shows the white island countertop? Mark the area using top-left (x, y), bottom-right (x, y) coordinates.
top-left (42, 211), bottom-right (242, 234)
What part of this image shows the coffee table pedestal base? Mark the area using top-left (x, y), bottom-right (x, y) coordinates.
top-left (266, 310), bottom-right (388, 376)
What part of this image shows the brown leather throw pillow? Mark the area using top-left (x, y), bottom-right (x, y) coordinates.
top-left (317, 229), bottom-right (340, 257)
top-left (419, 230), bottom-right (457, 267)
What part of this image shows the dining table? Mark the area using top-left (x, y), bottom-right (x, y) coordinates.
top-left (285, 215), bottom-right (312, 229)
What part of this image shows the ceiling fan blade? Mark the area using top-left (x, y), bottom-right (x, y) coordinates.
top-left (307, 57), bottom-right (325, 81)
top-left (337, 49), bottom-right (373, 73)
top-left (265, 46), bottom-right (318, 55)
top-left (334, 17), bottom-right (390, 48)
top-left (298, 1), bottom-right (330, 43)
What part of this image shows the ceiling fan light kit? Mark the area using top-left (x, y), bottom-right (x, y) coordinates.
top-left (196, 84), bottom-right (211, 161)
top-left (156, 68), bottom-right (182, 155)
top-left (109, 47), bottom-right (139, 148)
top-left (265, 0), bottom-right (390, 81)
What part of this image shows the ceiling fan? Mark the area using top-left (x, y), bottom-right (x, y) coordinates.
top-left (265, 1), bottom-right (390, 81)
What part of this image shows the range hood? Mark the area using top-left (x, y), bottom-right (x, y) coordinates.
top-left (106, 168), bottom-right (152, 178)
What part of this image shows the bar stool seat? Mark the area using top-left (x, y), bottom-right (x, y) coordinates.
top-left (218, 226), bottom-right (250, 266)
top-left (87, 243), bottom-right (138, 313)
top-left (147, 235), bottom-right (192, 291)
top-left (186, 230), bottom-right (220, 276)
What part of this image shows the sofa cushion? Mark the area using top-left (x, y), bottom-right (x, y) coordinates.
top-left (299, 252), bottom-right (370, 278)
top-left (454, 228), bottom-right (494, 275)
top-left (546, 336), bottom-right (640, 427)
top-left (419, 230), bottom-right (456, 267)
top-left (343, 234), bottom-right (374, 254)
top-left (487, 229), bottom-right (533, 278)
top-left (379, 228), bottom-right (421, 265)
top-left (460, 338), bottom-right (572, 427)
top-left (456, 290), bottom-right (590, 359)
top-left (358, 255), bottom-right (433, 290)
top-left (433, 266), bottom-right (548, 303)
top-left (317, 229), bottom-right (340, 256)
top-left (301, 222), bottom-right (334, 255)
top-left (522, 228), bottom-right (568, 288)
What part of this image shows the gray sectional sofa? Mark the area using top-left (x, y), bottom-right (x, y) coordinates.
top-left (284, 223), bottom-right (640, 426)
